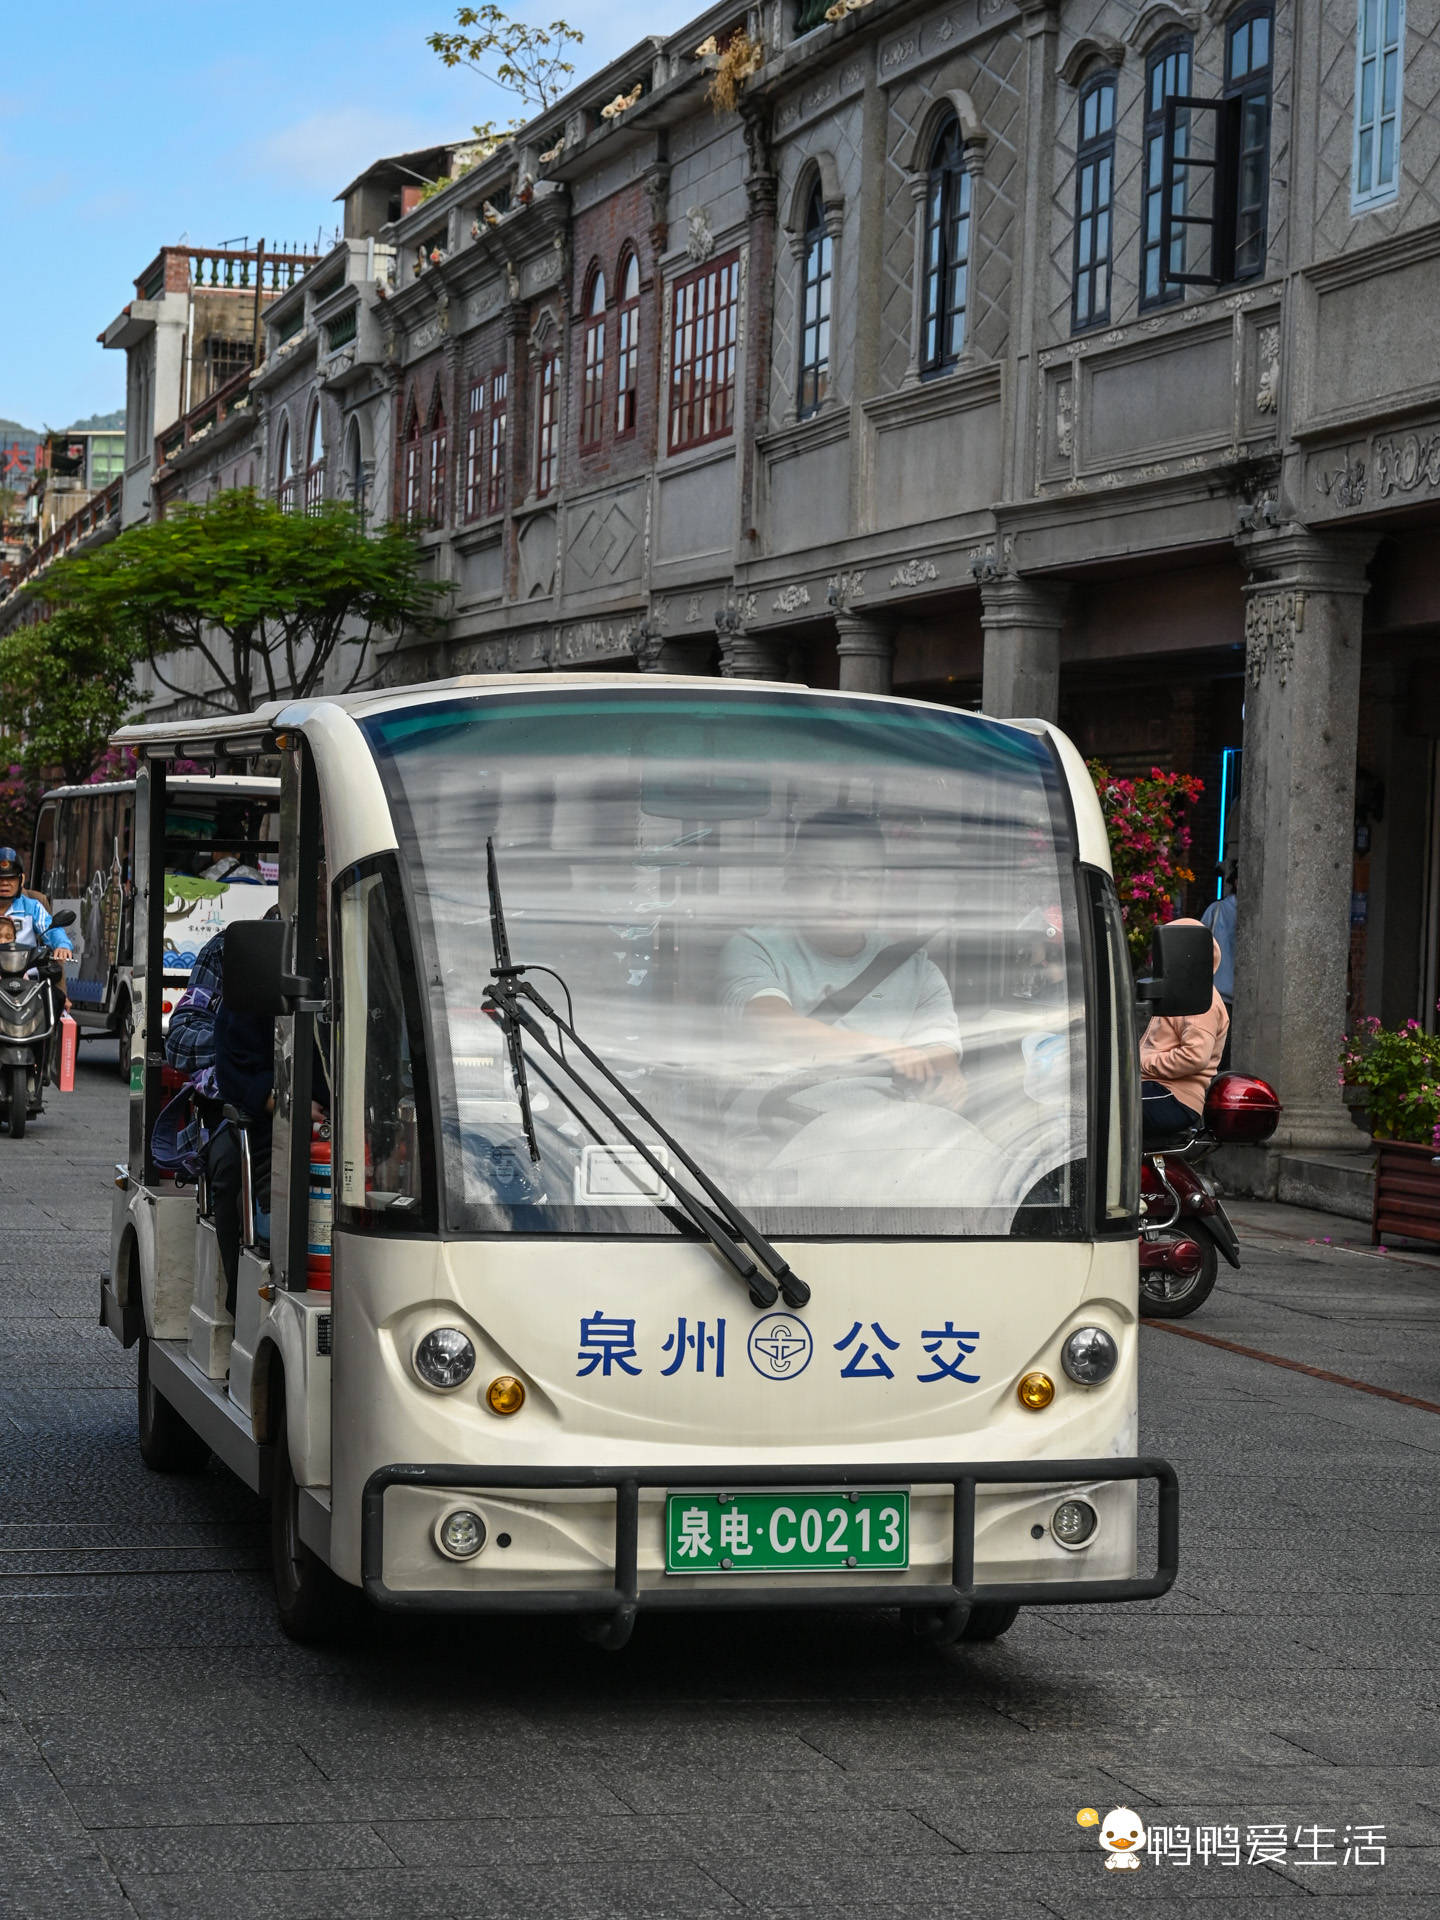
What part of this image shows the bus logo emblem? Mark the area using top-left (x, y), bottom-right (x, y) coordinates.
top-left (748, 1314), bottom-right (813, 1381)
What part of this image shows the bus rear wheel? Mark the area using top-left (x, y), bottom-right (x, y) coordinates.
top-left (270, 1393), bottom-right (346, 1643)
top-left (137, 1334), bottom-right (210, 1473)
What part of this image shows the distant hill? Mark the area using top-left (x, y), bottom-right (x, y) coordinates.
top-left (0, 409), bottom-right (125, 439)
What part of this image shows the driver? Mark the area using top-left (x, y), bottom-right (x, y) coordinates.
top-left (0, 849), bottom-right (74, 963)
top-left (720, 810), bottom-right (964, 1105)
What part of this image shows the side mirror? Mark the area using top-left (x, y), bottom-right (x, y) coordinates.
top-left (1137, 921), bottom-right (1214, 1018)
top-left (49, 910), bottom-right (76, 931)
top-left (222, 919), bottom-right (288, 1016)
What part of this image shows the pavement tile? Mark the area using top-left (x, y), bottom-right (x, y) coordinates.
top-left (87, 1820), bottom-right (402, 1875)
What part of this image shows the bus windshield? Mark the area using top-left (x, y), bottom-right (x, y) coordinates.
top-left (362, 688), bottom-right (1088, 1241)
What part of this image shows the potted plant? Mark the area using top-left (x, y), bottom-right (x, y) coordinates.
top-left (1341, 1015), bottom-right (1440, 1244)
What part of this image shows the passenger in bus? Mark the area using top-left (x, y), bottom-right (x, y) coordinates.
top-left (1140, 918), bottom-right (1229, 1143)
top-left (167, 933), bottom-right (226, 1074)
top-left (721, 810), bottom-right (966, 1104)
top-left (0, 848), bottom-right (74, 961)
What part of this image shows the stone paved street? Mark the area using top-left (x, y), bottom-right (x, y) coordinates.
top-left (2, 1058), bottom-right (1438, 1919)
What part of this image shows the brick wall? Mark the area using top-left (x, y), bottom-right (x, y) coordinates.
top-left (564, 179), bottom-right (659, 493)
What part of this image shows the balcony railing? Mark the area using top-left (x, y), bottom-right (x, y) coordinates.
top-left (154, 366), bottom-right (254, 472)
top-left (138, 243), bottom-right (326, 302)
top-left (325, 308), bottom-right (359, 351)
top-left (0, 478), bottom-right (122, 600)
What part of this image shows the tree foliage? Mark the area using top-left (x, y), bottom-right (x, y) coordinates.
top-left (427, 6), bottom-right (583, 113)
top-left (31, 489), bottom-right (450, 718)
top-left (0, 606), bottom-right (142, 786)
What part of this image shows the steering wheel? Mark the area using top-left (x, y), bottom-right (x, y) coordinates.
top-left (755, 1054), bottom-right (897, 1129)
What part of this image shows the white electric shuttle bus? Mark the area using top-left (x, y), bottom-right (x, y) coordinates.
top-left (104, 676), bottom-right (1207, 1645)
top-left (31, 775), bottom-right (279, 1069)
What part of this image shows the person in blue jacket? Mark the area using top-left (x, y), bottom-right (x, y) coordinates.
top-left (0, 849), bottom-right (74, 960)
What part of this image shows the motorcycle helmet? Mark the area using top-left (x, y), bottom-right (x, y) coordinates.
top-left (0, 847), bottom-right (23, 887)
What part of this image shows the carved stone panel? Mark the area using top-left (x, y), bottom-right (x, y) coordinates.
top-left (517, 510), bottom-right (558, 600)
top-left (562, 484), bottom-right (647, 596)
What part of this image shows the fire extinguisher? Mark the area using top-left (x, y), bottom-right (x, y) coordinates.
top-left (307, 1122), bottom-right (332, 1291)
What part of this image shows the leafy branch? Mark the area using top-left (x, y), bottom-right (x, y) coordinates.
top-left (427, 6), bottom-right (584, 114)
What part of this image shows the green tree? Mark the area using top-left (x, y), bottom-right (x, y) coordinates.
top-left (0, 606), bottom-right (142, 785)
top-left (427, 6), bottom-right (583, 113)
top-left (31, 489), bottom-right (450, 717)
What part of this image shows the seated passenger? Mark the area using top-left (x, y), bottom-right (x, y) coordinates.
top-left (1140, 917), bottom-right (1229, 1144)
top-left (721, 810), bottom-right (965, 1107)
top-left (0, 917), bottom-right (17, 946)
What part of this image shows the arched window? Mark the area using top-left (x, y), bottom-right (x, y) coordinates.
top-left (401, 398), bottom-right (422, 519)
top-left (302, 402), bottom-right (325, 512)
top-left (425, 386), bottom-right (448, 525)
top-left (1143, 37), bottom-right (1192, 307)
top-left (581, 268), bottom-right (606, 451)
top-left (615, 250), bottom-right (641, 436)
top-left (276, 417), bottom-right (295, 511)
top-left (798, 183), bottom-right (833, 418)
top-left (1072, 73), bottom-right (1117, 330)
top-left (343, 418), bottom-right (366, 521)
top-left (1226, 3), bottom-right (1273, 278)
top-left (920, 116), bottom-right (972, 374)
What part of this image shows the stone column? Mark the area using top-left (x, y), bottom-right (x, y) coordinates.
top-left (834, 613), bottom-right (894, 694)
top-left (979, 576), bottom-right (1068, 720)
top-left (717, 623), bottom-right (790, 681)
top-left (1231, 529), bottom-right (1378, 1150)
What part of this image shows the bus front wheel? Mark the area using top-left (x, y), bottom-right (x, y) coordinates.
top-left (270, 1395), bottom-right (346, 1643)
top-left (137, 1334), bottom-right (210, 1473)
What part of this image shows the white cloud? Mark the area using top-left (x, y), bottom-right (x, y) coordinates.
top-left (249, 107), bottom-right (445, 193)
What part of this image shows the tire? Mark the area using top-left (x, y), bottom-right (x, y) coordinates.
top-left (1139, 1234), bottom-right (1220, 1318)
top-left (137, 1333), bottom-right (210, 1473)
top-left (270, 1390), bottom-right (346, 1644)
top-left (7, 1063), bottom-right (27, 1139)
top-left (115, 996), bottom-right (132, 1079)
top-left (957, 1602), bottom-right (1021, 1642)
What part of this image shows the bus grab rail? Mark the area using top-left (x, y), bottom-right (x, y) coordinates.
top-left (361, 1456), bottom-right (1179, 1635)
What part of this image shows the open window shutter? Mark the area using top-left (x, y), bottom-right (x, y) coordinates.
top-left (1160, 94), bottom-right (1242, 287)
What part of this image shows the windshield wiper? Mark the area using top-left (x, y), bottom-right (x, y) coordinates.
top-left (483, 840), bottom-right (808, 1312)
top-left (486, 839), bottom-right (540, 1164)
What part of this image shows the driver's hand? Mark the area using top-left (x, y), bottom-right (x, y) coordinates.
top-left (889, 1045), bottom-right (966, 1105)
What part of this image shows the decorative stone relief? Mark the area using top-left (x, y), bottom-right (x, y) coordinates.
top-left (408, 317), bottom-right (442, 356)
top-left (889, 557), bottom-right (938, 588)
top-left (773, 584), bottom-right (811, 613)
top-left (1056, 381), bottom-right (1074, 457)
top-left (686, 594), bottom-right (705, 623)
top-left (881, 38), bottom-right (916, 71)
top-left (1315, 453), bottom-right (1367, 510)
top-left (685, 206), bottom-right (715, 262)
top-left (1374, 429), bottom-right (1440, 500)
top-left (839, 60), bottom-right (865, 88)
top-left (651, 594), bottom-right (670, 628)
top-left (1245, 591), bottom-right (1306, 688)
top-left (1256, 325), bottom-right (1280, 413)
top-left (826, 569), bottom-right (867, 611)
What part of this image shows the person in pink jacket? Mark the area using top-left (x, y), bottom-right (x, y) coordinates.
top-left (1140, 918), bottom-right (1229, 1142)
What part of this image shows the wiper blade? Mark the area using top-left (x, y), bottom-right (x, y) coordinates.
top-left (486, 838), bottom-right (540, 1164)
top-left (483, 843), bottom-right (808, 1312)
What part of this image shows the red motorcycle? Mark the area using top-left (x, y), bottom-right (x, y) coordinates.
top-left (1139, 1072), bottom-right (1281, 1317)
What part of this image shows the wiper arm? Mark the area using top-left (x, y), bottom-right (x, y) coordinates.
top-left (483, 841), bottom-right (808, 1311)
top-left (486, 839), bottom-right (540, 1164)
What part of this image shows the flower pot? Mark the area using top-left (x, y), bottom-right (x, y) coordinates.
top-left (1372, 1137), bottom-right (1440, 1245)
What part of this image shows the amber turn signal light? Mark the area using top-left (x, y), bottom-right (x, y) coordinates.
top-left (486, 1374), bottom-right (526, 1416)
top-left (1017, 1371), bottom-right (1055, 1410)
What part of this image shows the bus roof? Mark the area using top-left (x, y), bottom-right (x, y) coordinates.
top-left (40, 774), bottom-right (280, 802)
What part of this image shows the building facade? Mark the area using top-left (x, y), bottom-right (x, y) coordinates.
top-left (6, 0), bottom-right (1437, 1175)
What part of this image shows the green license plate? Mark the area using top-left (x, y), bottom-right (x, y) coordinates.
top-left (665, 1491), bottom-right (909, 1574)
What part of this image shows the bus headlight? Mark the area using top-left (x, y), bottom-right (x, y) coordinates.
top-left (1051, 1499), bottom-right (1098, 1548)
top-left (413, 1327), bottom-right (476, 1391)
top-left (1061, 1327), bottom-right (1118, 1386)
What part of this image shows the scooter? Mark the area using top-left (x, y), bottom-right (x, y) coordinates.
top-left (0, 911), bottom-right (75, 1139)
top-left (1138, 1071), bottom-right (1281, 1317)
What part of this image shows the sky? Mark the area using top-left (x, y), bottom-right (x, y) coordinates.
top-left (1, 0), bottom-right (674, 430)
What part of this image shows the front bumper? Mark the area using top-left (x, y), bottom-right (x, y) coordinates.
top-left (362, 1456), bottom-right (1178, 1632)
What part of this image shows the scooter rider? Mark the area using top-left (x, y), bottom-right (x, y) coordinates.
top-left (0, 850), bottom-right (74, 963)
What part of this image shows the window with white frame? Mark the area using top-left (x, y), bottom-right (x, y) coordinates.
top-left (1354, 0), bottom-right (1404, 208)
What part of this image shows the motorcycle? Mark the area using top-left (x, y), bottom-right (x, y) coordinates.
top-left (0, 910), bottom-right (76, 1140)
top-left (1138, 1071), bottom-right (1281, 1317)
